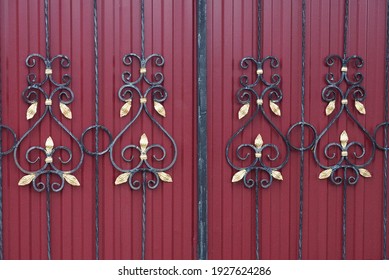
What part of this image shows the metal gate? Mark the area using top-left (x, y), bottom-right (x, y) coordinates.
top-left (0, 0), bottom-right (388, 260)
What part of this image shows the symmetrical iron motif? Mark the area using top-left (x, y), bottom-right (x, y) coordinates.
top-left (226, 0), bottom-right (289, 260)
top-left (110, 0), bottom-right (177, 260)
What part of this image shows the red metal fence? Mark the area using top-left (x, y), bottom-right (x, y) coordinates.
top-left (0, 0), bottom-right (388, 260)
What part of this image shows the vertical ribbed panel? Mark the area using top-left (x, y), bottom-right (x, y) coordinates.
top-left (0, 0), bottom-right (196, 260)
top-left (208, 0), bottom-right (387, 259)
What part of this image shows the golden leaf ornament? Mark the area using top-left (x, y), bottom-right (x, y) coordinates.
top-left (325, 100), bottom-right (336, 116)
top-left (63, 173), bottom-right (80, 186)
top-left (340, 130), bottom-right (348, 148)
top-left (154, 101), bottom-right (166, 117)
top-left (45, 136), bottom-right (54, 154)
top-left (60, 103), bottom-right (72, 119)
top-left (269, 101), bottom-right (281, 116)
top-left (115, 173), bottom-right (131, 185)
top-left (271, 170), bottom-right (283, 181)
top-left (140, 133), bottom-right (149, 152)
top-left (355, 100), bottom-right (366, 115)
top-left (18, 174), bottom-right (36, 186)
top-left (158, 172), bottom-right (173, 183)
top-left (319, 169), bottom-right (332, 179)
top-left (238, 103), bottom-right (250, 119)
top-left (120, 99), bottom-right (132, 118)
top-left (26, 102), bottom-right (38, 120)
top-left (231, 169), bottom-right (247, 183)
top-left (359, 168), bottom-right (372, 178)
top-left (254, 134), bottom-right (264, 149)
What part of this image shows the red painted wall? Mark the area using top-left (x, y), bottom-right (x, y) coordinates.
top-left (0, 0), bottom-right (388, 260)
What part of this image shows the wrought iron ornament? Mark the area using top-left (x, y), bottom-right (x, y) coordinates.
top-left (15, 0), bottom-right (83, 260)
top-left (226, 0), bottom-right (289, 260)
top-left (110, 0), bottom-right (177, 260)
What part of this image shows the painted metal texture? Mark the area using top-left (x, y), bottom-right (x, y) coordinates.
top-left (0, 0), bottom-right (196, 259)
top-left (0, 0), bottom-right (388, 260)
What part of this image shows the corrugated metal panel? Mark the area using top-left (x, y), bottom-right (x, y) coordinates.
top-left (0, 0), bottom-right (196, 259)
top-left (208, 0), bottom-right (388, 259)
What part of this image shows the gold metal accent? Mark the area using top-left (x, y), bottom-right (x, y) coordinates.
top-left (140, 133), bottom-right (148, 152)
top-left (45, 136), bottom-right (54, 155)
top-left (359, 168), bottom-right (372, 178)
top-left (255, 152), bottom-right (262, 158)
top-left (63, 173), bottom-right (80, 186)
top-left (140, 67), bottom-right (147, 74)
top-left (60, 103), bottom-right (73, 119)
top-left (120, 99), bottom-right (132, 117)
top-left (238, 103), bottom-right (250, 119)
top-left (341, 66), bottom-right (348, 72)
top-left (45, 99), bottom-right (52, 106)
top-left (18, 174), bottom-right (36, 186)
top-left (231, 169), bottom-right (247, 183)
top-left (140, 97), bottom-right (147, 104)
top-left (341, 151), bottom-right (348, 157)
top-left (26, 102), bottom-right (38, 120)
top-left (157, 172), bottom-right (173, 183)
top-left (341, 99), bottom-right (348, 105)
top-left (269, 101), bottom-right (281, 116)
top-left (256, 68), bottom-right (263, 75)
top-left (340, 130), bottom-right (348, 148)
top-left (325, 100), bottom-right (335, 116)
top-left (257, 99), bottom-right (263, 106)
top-left (140, 153), bottom-right (148, 160)
top-left (355, 100), bottom-right (366, 115)
top-left (115, 172), bottom-right (131, 185)
top-left (254, 134), bottom-right (263, 149)
top-left (45, 68), bottom-right (53, 75)
top-left (271, 170), bottom-right (283, 180)
top-left (154, 101), bottom-right (166, 117)
top-left (45, 156), bottom-right (53, 163)
top-left (319, 168), bottom-right (332, 179)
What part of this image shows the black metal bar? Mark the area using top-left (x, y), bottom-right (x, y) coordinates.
top-left (343, 0), bottom-right (349, 58)
top-left (44, 0), bottom-right (50, 59)
top-left (383, 0), bottom-right (389, 261)
top-left (197, 0), bottom-right (208, 260)
top-left (142, 178), bottom-right (146, 260)
top-left (257, 0), bottom-right (262, 60)
top-left (0, 33), bottom-right (3, 261)
top-left (255, 183), bottom-right (259, 260)
top-left (298, 0), bottom-right (307, 261)
top-left (342, 179), bottom-right (347, 260)
top-left (93, 0), bottom-right (100, 260)
top-left (46, 175), bottom-right (51, 260)
top-left (141, 0), bottom-right (145, 60)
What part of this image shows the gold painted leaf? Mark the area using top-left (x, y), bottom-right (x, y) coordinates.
top-left (325, 100), bottom-right (336, 116)
top-left (60, 103), bottom-right (72, 119)
top-left (231, 169), bottom-right (247, 183)
top-left (254, 134), bottom-right (264, 149)
top-left (45, 136), bottom-right (54, 154)
top-left (26, 102), bottom-right (38, 120)
top-left (238, 103), bottom-right (250, 119)
top-left (359, 168), bottom-right (372, 178)
top-left (271, 170), bottom-right (283, 181)
top-left (115, 172), bottom-right (131, 185)
top-left (319, 168), bottom-right (332, 179)
top-left (355, 100), bottom-right (366, 115)
top-left (63, 173), bottom-right (80, 186)
top-left (120, 100), bottom-right (132, 117)
top-left (340, 130), bottom-right (348, 148)
top-left (18, 174), bottom-right (36, 186)
top-left (140, 133), bottom-right (148, 152)
top-left (269, 101), bottom-right (281, 116)
top-left (158, 172), bottom-right (173, 183)
top-left (154, 101), bottom-right (166, 117)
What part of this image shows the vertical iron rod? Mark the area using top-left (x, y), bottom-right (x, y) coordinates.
top-left (93, 0), bottom-right (100, 260)
top-left (141, 0), bottom-right (145, 60)
top-left (383, 0), bottom-right (389, 261)
top-left (298, 0), bottom-right (307, 260)
top-left (342, 179), bottom-right (347, 260)
top-left (343, 0), bottom-right (349, 58)
top-left (46, 176), bottom-right (51, 260)
top-left (197, 0), bottom-right (208, 260)
top-left (141, 176), bottom-right (147, 260)
top-left (257, 0), bottom-right (262, 60)
top-left (255, 184), bottom-right (260, 260)
top-left (44, 0), bottom-right (50, 59)
top-left (0, 37), bottom-right (3, 260)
